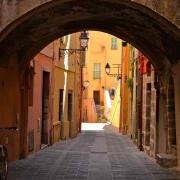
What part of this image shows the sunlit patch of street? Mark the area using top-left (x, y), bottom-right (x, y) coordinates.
top-left (81, 122), bottom-right (111, 131)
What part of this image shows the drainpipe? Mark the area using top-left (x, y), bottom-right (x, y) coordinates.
top-left (119, 41), bottom-right (125, 133)
top-left (79, 66), bottom-right (83, 133)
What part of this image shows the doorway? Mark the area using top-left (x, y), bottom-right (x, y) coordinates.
top-left (41, 71), bottom-right (50, 147)
top-left (68, 90), bottom-right (73, 137)
top-left (93, 90), bottom-right (100, 105)
top-left (59, 89), bottom-right (64, 122)
top-left (145, 83), bottom-right (151, 147)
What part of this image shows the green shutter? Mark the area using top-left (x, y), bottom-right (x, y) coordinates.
top-left (93, 63), bottom-right (101, 79)
top-left (111, 37), bottom-right (118, 49)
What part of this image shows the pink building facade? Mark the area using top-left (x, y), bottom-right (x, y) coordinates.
top-left (27, 43), bottom-right (54, 154)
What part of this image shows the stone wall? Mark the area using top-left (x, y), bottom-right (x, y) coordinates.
top-left (0, 0), bottom-right (179, 32)
top-left (150, 71), bottom-right (158, 157)
top-left (167, 76), bottom-right (176, 153)
top-left (0, 0), bottom-right (179, 68)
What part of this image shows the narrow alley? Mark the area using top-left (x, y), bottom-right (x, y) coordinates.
top-left (7, 123), bottom-right (180, 180)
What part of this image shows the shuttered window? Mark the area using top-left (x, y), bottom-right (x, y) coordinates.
top-left (93, 63), bottom-right (101, 79)
top-left (111, 37), bottom-right (118, 49)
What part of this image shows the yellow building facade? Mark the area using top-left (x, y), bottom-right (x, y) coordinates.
top-left (83, 31), bottom-right (122, 123)
top-left (110, 83), bottom-right (121, 128)
top-left (53, 33), bottom-right (84, 142)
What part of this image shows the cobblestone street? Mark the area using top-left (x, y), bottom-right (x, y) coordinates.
top-left (7, 123), bottom-right (180, 180)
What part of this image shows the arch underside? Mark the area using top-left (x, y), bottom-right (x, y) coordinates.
top-left (0, 0), bottom-right (180, 70)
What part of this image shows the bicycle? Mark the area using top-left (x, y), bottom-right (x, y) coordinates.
top-left (0, 127), bottom-right (18, 180)
top-left (0, 144), bottom-right (8, 180)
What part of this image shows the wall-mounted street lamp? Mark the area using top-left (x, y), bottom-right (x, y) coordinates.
top-left (82, 80), bottom-right (90, 90)
top-left (105, 63), bottom-right (121, 81)
top-left (59, 31), bottom-right (89, 57)
top-left (122, 40), bottom-right (127, 47)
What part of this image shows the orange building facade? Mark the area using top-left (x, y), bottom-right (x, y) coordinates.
top-left (27, 43), bottom-right (54, 154)
top-left (0, 33), bottom-right (84, 161)
top-left (120, 44), bottom-right (178, 168)
top-left (52, 33), bottom-right (84, 142)
top-left (82, 31), bottom-right (122, 123)
top-left (120, 43), bottom-right (130, 134)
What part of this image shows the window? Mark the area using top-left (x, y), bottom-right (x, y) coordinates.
top-left (59, 89), bottom-right (64, 121)
top-left (111, 37), bottom-right (118, 49)
top-left (110, 88), bottom-right (115, 97)
top-left (93, 63), bottom-right (101, 79)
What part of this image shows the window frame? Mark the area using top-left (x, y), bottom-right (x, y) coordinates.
top-left (93, 63), bottom-right (101, 79)
top-left (111, 37), bottom-right (118, 50)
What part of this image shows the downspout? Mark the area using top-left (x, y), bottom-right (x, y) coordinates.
top-left (79, 65), bottom-right (83, 133)
top-left (119, 42), bottom-right (124, 133)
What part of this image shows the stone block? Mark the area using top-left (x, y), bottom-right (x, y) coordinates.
top-left (156, 153), bottom-right (177, 168)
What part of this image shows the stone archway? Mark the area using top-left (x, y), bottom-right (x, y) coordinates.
top-left (0, 0), bottom-right (180, 166)
top-left (0, 0), bottom-right (179, 69)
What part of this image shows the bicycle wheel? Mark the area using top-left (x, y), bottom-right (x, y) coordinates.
top-left (0, 146), bottom-right (8, 180)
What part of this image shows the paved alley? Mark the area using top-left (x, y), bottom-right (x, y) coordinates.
top-left (7, 123), bottom-right (180, 180)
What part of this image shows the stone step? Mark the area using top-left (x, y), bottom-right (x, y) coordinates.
top-left (156, 153), bottom-right (177, 168)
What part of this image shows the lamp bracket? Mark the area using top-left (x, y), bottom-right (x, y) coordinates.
top-left (105, 63), bottom-right (122, 80)
top-left (59, 48), bottom-right (85, 57)
top-left (107, 73), bottom-right (122, 79)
